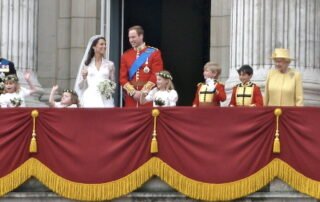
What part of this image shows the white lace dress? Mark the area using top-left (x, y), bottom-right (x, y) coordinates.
top-left (145, 88), bottom-right (178, 107)
top-left (79, 58), bottom-right (115, 108)
top-left (0, 87), bottom-right (30, 107)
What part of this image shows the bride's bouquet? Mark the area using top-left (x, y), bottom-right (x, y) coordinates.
top-left (98, 79), bottom-right (116, 99)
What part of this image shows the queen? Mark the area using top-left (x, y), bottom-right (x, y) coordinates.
top-left (264, 48), bottom-right (303, 106)
top-left (74, 35), bottom-right (115, 108)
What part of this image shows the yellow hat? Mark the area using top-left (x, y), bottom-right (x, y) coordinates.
top-left (270, 48), bottom-right (294, 60)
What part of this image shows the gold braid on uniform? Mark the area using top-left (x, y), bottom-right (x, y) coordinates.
top-left (142, 81), bottom-right (155, 92)
top-left (123, 82), bottom-right (136, 96)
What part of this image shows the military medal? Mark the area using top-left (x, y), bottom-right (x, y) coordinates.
top-left (143, 66), bottom-right (150, 73)
top-left (143, 58), bottom-right (150, 73)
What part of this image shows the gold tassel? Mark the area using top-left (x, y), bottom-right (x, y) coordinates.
top-left (151, 109), bottom-right (160, 154)
top-left (29, 136), bottom-right (37, 153)
top-left (151, 137), bottom-right (158, 153)
top-left (273, 108), bottom-right (282, 154)
top-left (29, 110), bottom-right (39, 153)
top-left (273, 136), bottom-right (280, 154)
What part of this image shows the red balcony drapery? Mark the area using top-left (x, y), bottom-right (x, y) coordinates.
top-left (0, 107), bottom-right (320, 201)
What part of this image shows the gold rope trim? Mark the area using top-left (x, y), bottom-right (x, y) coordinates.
top-left (273, 108), bottom-right (282, 153)
top-left (29, 110), bottom-right (39, 153)
top-left (151, 109), bottom-right (160, 153)
top-left (1, 158), bottom-right (320, 200)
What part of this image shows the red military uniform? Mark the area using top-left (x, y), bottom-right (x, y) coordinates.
top-left (120, 44), bottom-right (163, 107)
top-left (192, 81), bottom-right (226, 107)
top-left (229, 82), bottom-right (263, 107)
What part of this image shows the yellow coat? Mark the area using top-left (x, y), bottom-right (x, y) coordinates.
top-left (264, 68), bottom-right (304, 106)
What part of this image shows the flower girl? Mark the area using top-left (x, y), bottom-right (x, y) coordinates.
top-left (49, 85), bottom-right (79, 108)
top-left (140, 70), bottom-right (178, 107)
top-left (0, 72), bottom-right (37, 107)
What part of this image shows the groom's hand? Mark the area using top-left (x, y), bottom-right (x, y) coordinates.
top-left (133, 91), bottom-right (142, 101)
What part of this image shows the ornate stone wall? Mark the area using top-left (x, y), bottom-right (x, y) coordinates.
top-left (0, 0), bottom-right (38, 71)
top-left (225, 0), bottom-right (320, 106)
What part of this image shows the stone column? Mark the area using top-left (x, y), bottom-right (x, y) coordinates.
top-left (0, 0), bottom-right (45, 106)
top-left (37, 0), bottom-right (100, 104)
top-left (0, 0), bottom-right (38, 70)
top-left (69, 0), bottom-right (101, 88)
top-left (225, 0), bottom-right (320, 106)
top-left (210, 0), bottom-right (231, 81)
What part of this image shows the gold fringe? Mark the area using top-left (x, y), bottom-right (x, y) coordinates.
top-left (0, 159), bottom-right (33, 196)
top-left (278, 160), bottom-right (320, 199)
top-left (29, 110), bottom-right (39, 153)
top-left (153, 158), bottom-right (277, 201)
top-left (32, 158), bottom-right (153, 201)
top-left (1, 158), bottom-right (320, 201)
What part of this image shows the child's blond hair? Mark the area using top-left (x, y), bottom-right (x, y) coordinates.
top-left (204, 62), bottom-right (221, 79)
top-left (3, 75), bottom-right (21, 93)
top-left (157, 70), bottom-right (175, 91)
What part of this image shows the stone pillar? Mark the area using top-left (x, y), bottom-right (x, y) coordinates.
top-left (210, 0), bottom-right (231, 81)
top-left (38, 0), bottom-right (100, 90)
top-left (0, 0), bottom-right (45, 106)
top-left (69, 0), bottom-right (101, 88)
top-left (0, 0), bottom-right (38, 70)
top-left (225, 0), bottom-right (320, 106)
top-left (37, 0), bottom-right (100, 104)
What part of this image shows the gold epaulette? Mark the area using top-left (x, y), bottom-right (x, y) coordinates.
top-left (147, 46), bottom-right (158, 51)
top-left (197, 82), bottom-right (204, 87)
top-left (123, 82), bottom-right (136, 96)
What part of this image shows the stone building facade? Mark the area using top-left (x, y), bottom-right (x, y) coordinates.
top-left (1, 0), bottom-right (319, 106)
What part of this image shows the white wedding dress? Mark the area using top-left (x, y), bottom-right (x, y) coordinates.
top-left (79, 58), bottom-right (115, 108)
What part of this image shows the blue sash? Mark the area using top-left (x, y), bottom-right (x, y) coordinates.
top-left (129, 48), bottom-right (156, 80)
top-left (0, 58), bottom-right (10, 65)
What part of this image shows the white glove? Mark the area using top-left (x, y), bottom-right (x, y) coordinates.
top-left (205, 78), bottom-right (216, 92)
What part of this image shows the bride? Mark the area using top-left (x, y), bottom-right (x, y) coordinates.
top-left (75, 35), bottom-right (115, 107)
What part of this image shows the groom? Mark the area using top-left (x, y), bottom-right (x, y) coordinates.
top-left (0, 57), bottom-right (16, 81)
top-left (120, 25), bottom-right (163, 107)
top-left (0, 57), bottom-right (16, 93)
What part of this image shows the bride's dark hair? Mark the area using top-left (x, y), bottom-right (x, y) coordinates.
top-left (84, 36), bottom-right (106, 66)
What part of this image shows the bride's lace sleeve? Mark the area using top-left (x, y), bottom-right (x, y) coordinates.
top-left (78, 66), bottom-right (88, 90)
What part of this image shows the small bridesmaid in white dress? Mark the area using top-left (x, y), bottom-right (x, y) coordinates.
top-left (0, 72), bottom-right (37, 108)
top-left (74, 35), bottom-right (115, 108)
top-left (140, 70), bottom-right (178, 107)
